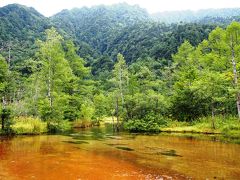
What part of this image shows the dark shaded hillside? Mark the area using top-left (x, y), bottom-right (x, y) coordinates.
top-left (0, 4), bottom-right (50, 70)
top-left (105, 22), bottom-right (214, 63)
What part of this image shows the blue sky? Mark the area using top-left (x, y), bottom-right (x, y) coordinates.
top-left (1, 0), bottom-right (240, 16)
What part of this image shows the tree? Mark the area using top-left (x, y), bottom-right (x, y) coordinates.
top-left (64, 40), bottom-right (93, 121)
top-left (111, 53), bottom-right (129, 130)
top-left (0, 55), bottom-right (9, 130)
top-left (226, 22), bottom-right (240, 118)
top-left (192, 71), bottom-right (229, 128)
top-left (36, 27), bottom-right (74, 120)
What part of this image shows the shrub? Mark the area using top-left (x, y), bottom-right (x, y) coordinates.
top-left (47, 119), bottom-right (72, 133)
top-left (73, 119), bottom-right (92, 128)
top-left (0, 108), bottom-right (13, 134)
top-left (124, 113), bottom-right (167, 132)
top-left (80, 104), bottom-right (95, 121)
top-left (12, 116), bottom-right (47, 135)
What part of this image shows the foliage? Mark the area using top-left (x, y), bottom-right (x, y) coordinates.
top-left (12, 116), bottom-right (47, 134)
top-left (124, 114), bottom-right (167, 132)
top-left (73, 119), bottom-right (93, 128)
top-left (0, 107), bottom-right (13, 133)
top-left (46, 119), bottom-right (71, 133)
top-left (1, 3), bottom-right (240, 135)
top-left (80, 103), bottom-right (95, 121)
top-left (161, 115), bottom-right (240, 138)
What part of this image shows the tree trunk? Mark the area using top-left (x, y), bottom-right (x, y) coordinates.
top-left (116, 97), bottom-right (119, 131)
top-left (48, 57), bottom-right (52, 108)
top-left (1, 96), bottom-right (6, 130)
top-left (112, 113), bottom-right (115, 130)
top-left (119, 69), bottom-right (124, 108)
top-left (231, 39), bottom-right (240, 119)
top-left (211, 104), bottom-right (215, 129)
top-left (237, 94), bottom-right (240, 119)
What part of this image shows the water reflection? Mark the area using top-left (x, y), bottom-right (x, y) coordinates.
top-left (0, 124), bottom-right (240, 179)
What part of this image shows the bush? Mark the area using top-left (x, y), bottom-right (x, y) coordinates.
top-left (1, 108), bottom-right (13, 134)
top-left (73, 119), bottom-right (92, 128)
top-left (80, 104), bottom-right (95, 121)
top-left (47, 119), bottom-right (72, 133)
top-left (124, 113), bottom-right (167, 132)
top-left (12, 116), bottom-right (47, 135)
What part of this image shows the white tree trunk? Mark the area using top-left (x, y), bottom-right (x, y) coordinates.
top-left (231, 40), bottom-right (240, 118)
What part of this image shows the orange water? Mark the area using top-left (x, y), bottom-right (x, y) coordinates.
top-left (0, 126), bottom-right (240, 179)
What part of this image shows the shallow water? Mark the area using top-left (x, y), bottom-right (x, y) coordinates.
top-left (0, 125), bottom-right (240, 179)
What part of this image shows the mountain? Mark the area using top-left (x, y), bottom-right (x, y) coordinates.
top-left (51, 3), bottom-right (150, 54)
top-left (51, 3), bottom-right (214, 66)
top-left (152, 8), bottom-right (240, 23)
top-left (0, 3), bottom-right (239, 76)
top-left (0, 4), bottom-right (50, 70)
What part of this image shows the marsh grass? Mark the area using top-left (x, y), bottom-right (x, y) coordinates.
top-left (12, 116), bottom-right (47, 135)
top-left (161, 115), bottom-right (240, 138)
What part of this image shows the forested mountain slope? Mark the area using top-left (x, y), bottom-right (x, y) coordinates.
top-left (52, 3), bottom-right (150, 53)
top-left (50, 3), bottom-right (216, 71)
top-left (1, 3), bottom-right (240, 136)
top-left (0, 3), bottom-right (239, 75)
top-left (152, 8), bottom-right (240, 23)
top-left (0, 4), bottom-right (50, 70)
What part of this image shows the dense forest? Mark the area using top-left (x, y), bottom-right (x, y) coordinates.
top-left (1, 3), bottom-right (240, 134)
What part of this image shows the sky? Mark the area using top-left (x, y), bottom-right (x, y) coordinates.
top-left (1, 0), bottom-right (240, 16)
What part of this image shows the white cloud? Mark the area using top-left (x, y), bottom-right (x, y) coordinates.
top-left (0, 0), bottom-right (240, 16)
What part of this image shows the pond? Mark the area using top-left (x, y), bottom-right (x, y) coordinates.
top-left (0, 124), bottom-right (240, 179)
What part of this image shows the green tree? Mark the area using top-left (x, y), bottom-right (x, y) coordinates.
top-left (111, 53), bottom-right (129, 129)
top-left (0, 55), bottom-right (9, 130)
top-left (226, 22), bottom-right (240, 118)
top-left (36, 27), bottom-right (74, 120)
top-left (192, 71), bottom-right (229, 128)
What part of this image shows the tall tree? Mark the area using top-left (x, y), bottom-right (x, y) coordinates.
top-left (113, 53), bottom-right (128, 107)
top-left (0, 55), bottom-right (9, 129)
top-left (36, 27), bottom-right (74, 120)
top-left (112, 53), bottom-right (128, 129)
top-left (226, 22), bottom-right (240, 118)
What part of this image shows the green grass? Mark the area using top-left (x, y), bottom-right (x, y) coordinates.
top-left (160, 115), bottom-right (240, 138)
top-left (11, 116), bottom-right (47, 135)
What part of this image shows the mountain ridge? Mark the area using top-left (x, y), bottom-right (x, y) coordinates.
top-left (0, 3), bottom-right (238, 75)
top-left (152, 8), bottom-right (240, 23)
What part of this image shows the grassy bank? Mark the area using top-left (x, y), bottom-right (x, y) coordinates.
top-left (0, 116), bottom-right (73, 135)
top-left (11, 116), bottom-right (48, 135)
top-left (1, 115), bottom-right (240, 140)
top-left (161, 116), bottom-right (240, 138)
top-left (0, 116), bottom-right (100, 135)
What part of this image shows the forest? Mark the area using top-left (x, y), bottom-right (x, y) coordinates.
top-left (0, 3), bottom-right (240, 137)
